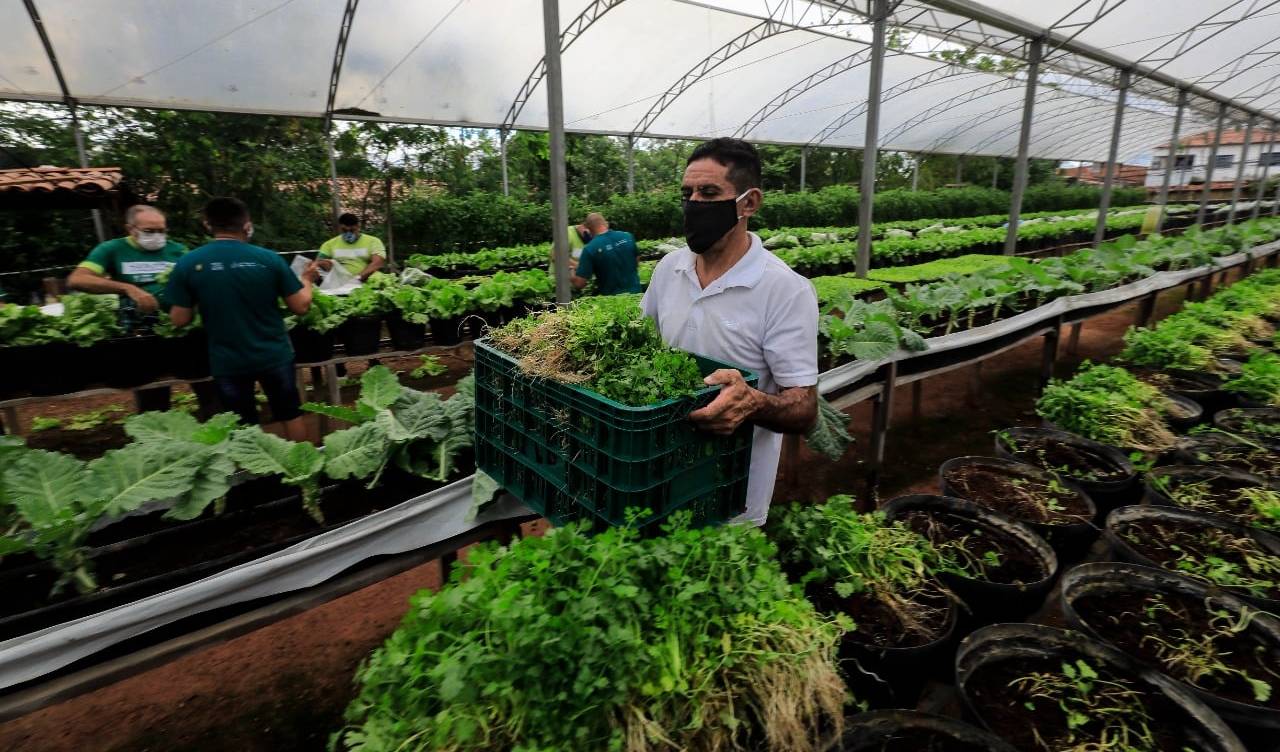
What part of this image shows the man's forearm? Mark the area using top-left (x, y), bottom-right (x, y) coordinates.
top-left (750, 385), bottom-right (817, 434)
top-left (68, 270), bottom-right (134, 296)
top-left (358, 257), bottom-right (385, 280)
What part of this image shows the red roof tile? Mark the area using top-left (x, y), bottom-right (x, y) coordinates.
top-left (1157, 129), bottom-right (1280, 149)
top-left (0, 166), bottom-right (122, 196)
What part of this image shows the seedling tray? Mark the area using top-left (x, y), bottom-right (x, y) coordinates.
top-left (474, 338), bottom-right (755, 531)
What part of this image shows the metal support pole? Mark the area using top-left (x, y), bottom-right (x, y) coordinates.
top-left (1155, 90), bottom-right (1187, 234)
top-left (1228, 115), bottom-right (1255, 225)
top-left (1039, 319), bottom-right (1061, 393)
top-left (954, 155), bottom-right (963, 184)
top-left (1196, 103), bottom-right (1227, 226)
top-left (800, 146), bottom-right (808, 192)
top-left (500, 131), bottom-right (510, 197)
top-left (1005, 38), bottom-right (1043, 255)
top-left (861, 360), bottom-right (897, 511)
top-left (325, 131), bottom-right (342, 222)
top-left (910, 157), bottom-right (919, 191)
top-left (991, 160), bottom-right (999, 189)
top-left (542, 0), bottom-right (572, 305)
top-left (1094, 69), bottom-right (1130, 245)
top-left (625, 135), bottom-right (635, 194)
top-left (854, 0), bottom-right (888, 280)
top-left (69, 109), bottom-right (105, 243)
top-left (1274, 183), bottom-right (1280, 217)
top-left (1250, 122), bottom-right (1276, 221)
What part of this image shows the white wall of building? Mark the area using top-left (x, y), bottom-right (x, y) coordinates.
top-left (1145, 141), bottom-right (1280, 188)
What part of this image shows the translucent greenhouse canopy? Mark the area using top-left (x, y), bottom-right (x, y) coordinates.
top-left (2, 0), bottom-right (1276, 163)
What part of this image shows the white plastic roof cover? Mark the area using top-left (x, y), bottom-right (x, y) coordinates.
top-left (1, 0), bottom-right (1275, 162)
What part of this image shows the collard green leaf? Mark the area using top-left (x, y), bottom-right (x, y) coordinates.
top-left (89, 443), bottom-right (208, 516)
top-left (323, 422), bottom-right (392, 481)
top-left (302, 401), bottom-right (370, 424)
top-left (381, 391), bottom-right (449, 443)
top-left (165, 450), bottom-right (236, 521)
top-left (227, 427), bottom-right (324, 486)
top-left (124, 410), bottom-right (202, 444)
top-left (359, 365), bottom-right (403, 413)
top-left (2, 449), bottom-right (91, 526)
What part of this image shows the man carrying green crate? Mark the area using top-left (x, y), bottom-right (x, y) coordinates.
top-left (642, 138), bottom-right (819, 526)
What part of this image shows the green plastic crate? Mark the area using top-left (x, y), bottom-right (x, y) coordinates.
top-left (474, 338), bottom-right (756, 530)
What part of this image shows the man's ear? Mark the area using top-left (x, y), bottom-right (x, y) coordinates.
top-left (739, 188), bottom-right (762, 219)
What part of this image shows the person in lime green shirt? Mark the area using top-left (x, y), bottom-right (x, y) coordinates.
top-left (67, 205), bottom-right (187, 312)
top-left (312, 213), bottom-right (386, 281)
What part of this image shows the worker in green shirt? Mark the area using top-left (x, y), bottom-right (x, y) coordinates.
top-left (68, 204), bottom-right (187, 312)
top-left (550, 221), bottom-right (590, 276)
top-left (167, 197), bottom-right (314, 441)
top-left (571, 213), bottom-right (642, 295)
top-left (312, 213), bottom-right (386, 281)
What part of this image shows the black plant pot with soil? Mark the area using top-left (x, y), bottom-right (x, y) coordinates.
top-left (1145, 368), bottom-right (1235, 420)
top-left (832, 710), bottom-right (1017, 752)
top-left (1105, 505), bottom-right (1280, 612)
top-left (0, 344), bottom-right (37, 398)
top-left (1146, 465), bottom-right (1278, 531)
top-left (956, 623), bottom-right (1247, 752)
top-left (1166, 431), bottom-right (1280, 482)
top-left (994, 426), bottom-right (1140, 512)
top-left (1213, 407), bottom-right (1280, 450)
top-left (1061, 561), bottom-right (1280, 738)
top-left (807, 579), bottom-right (960, 709)
top-left (289, 326), bottom-right (336, 363)
top-left (1164, 391), bottom-right (1206, 432)
top-left (939, 456), bottom-right (1098, 560)
top-left (95, 336), bottom-right (165, 388)
top-left (880, 494), bottom-right (1058, 625)
top-left (13, 342), bottom-right (88, 396)
top-left (386, 311), bottom-right (427, 351)
top-left (338, 314), bottom-right (384, 356)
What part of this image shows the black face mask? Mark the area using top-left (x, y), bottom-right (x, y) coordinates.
top-left (683, 192), bottom-right (749, 254)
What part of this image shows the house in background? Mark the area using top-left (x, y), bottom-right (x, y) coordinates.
top-left (1057, 162), bottom-right (1148, 187)
top-left (1145, 128), bottom-right (1279, 200)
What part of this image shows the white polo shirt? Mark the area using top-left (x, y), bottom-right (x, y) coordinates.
top-left (641, 232), bottom-right (819, 525)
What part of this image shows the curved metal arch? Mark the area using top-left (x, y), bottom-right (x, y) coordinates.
top-left (731, 47), bottom-right (876, 139)
top-left (1132, 0), bottom-right (1280, 76)
top-left (1048, 117), bottom-right (1188, 163)
top-left (1031, 108), bottom-right (1168, 161)
top-left (1188, 28), bottom-right (1280, 91)
top-left (915, 88), bottom-right (1076, 155)
top-left (868, 76), bottom-right (1020, 146)
top-left (500, 0), bottom-right (628, 134)
top-left (803, 65), bottom-right (988, 146)
top-left (322, 0), bottom-right (360, 131)
top-left (964, 97), bottom-right (1121, 157)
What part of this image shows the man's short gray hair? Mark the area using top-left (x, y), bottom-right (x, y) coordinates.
top-left (125, 204), bottom-right (164, 225)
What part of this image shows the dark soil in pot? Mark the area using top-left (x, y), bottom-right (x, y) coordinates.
top-left (1146, 465), bottom-right (1279, 531)
top-left (939, 456), bottom-right (1097, 558)
top-left (1105, 505), bottom-right (1280, 610)
top-left (1061, 561), bottom-right (1280, 734)
top-left (1214, 407), bottom-right (1280, 450)
top-left (833, 710), bottom-right (1017, 752)
top-left (1139, 368), bottom-right (1235, 422)
top-left (881, 495), bottom-right (1057, 623)
top-left (994, 426), bottom-right (1139, 510)
top-left (23, 421), bottom-right (129, 461)
top-left (956, 624), bottom-right (1247, 752)
top-left (1164, 392), bottom-right (1205, 431)
top-left (1168, 431), bottom-right (1280, 481)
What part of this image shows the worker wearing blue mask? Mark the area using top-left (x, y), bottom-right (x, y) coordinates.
top-left (312, 213), bottom-right (386, 282)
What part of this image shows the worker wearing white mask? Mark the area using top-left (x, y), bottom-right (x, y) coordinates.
top-left (68, 204), bottom-right (188, 313)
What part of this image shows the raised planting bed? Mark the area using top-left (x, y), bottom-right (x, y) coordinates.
top-left (833, 710), bottom-right (1017, 752)
top-left (880, 494), bottom-right (1058, 625)
top-left (994, 426), bottom-right (1140, 511)
top-left (956, 624), bottom-right (1246, 751)
top-left (1145, 465), bottom-right (1279, 532)
top-left (939, 456), bottom-right (1097, 556)
top-left (770, 497), bottom-right (961, 707)
top-left (1105, 505), bottom-right (1280, 611)
top-left (1062, 562), bottom-right (1280, 736)
top-left (1213, 407), bottom-right (1280, 450)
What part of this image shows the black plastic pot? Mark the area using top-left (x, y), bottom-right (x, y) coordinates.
top-left (289, 326), bottom-right (335, 363)
top-left (1153, 368), bottom-right (1235, 418)
top-left (881, 494), bottom-right (1058, 624)
top-left (429, 315), bottom-right (466, 346)
top-left (956, 623), bottom-right (1246, 752)
top-left (25, 342), bottom-right (87, 395)
top-left (1144, 465), bottom-right (1276, 530)
top-left (993, 426), bottom-right (1140, 512)
top-left (1164, 392), bottom-right (1206, 431)
top-left (386, 311), bottom-right (427, 351)
top-left (1061, 561), bottom-right (1280, 736)
top-left (1105, 505), bottom-right (1280, 612)
top-left (168, 330), bottom-right (211, 380)
top-left (939, 456), bottom-right (1098, 559)
top-left (338, 314), bottom-right (383, 356)
top-left (837, 588), bottom-right (960, 708)
top-left (1213, 407), bottom-right (1280, 450)
top-left (833, 710), bottom-right (1017, 752)
top-left (95, 336), bottom-right (165, 388)
top-left (0, 345), bottom-right (38, 397)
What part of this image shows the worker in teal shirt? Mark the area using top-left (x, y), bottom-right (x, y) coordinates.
top-left (167, 197), bottom-right (313, 441)
top-left (570, 213), bottom-right (641, 295)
